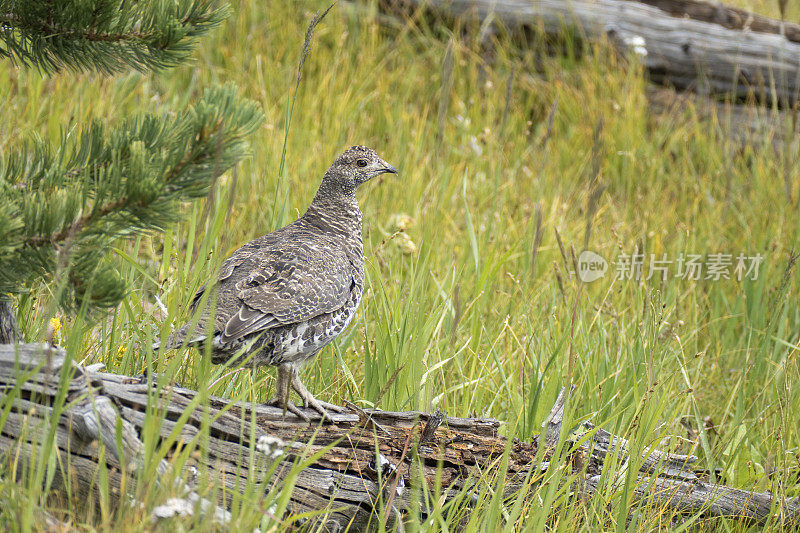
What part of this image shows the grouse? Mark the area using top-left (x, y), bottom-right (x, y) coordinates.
top-left (156, 146), bottom-right (397, 420)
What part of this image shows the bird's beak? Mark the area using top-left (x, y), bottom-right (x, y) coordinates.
top-left (378, 160), bottom-right (398, 175)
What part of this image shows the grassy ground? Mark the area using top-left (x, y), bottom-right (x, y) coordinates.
top-left (1, 0), bottom-right (799, 530)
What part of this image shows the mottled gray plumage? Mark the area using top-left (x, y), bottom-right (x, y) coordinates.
top-left (157, 146), bottom-right (396, 419)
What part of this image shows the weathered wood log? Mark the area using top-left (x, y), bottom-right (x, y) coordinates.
top-left (378, 0), bottom-right (800, 107)
top-left (646, 86), bottom-right (798, 150)
top-left (1, 343), bottom-right (798, 530)
top-left (371, 0), bottom-right (800, 149)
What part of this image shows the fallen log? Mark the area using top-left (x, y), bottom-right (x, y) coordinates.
top-left (645, 86), bottom-right (797, 150)
top-left (372, 0), bottom-right (800, 149)
top-left (378, 0), bottom-right (800, 107)
top-left (0, 343), bottom-right (798, 529)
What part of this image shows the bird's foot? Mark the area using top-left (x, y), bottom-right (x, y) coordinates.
top-left (301, 394), bottom-right (345, 423)
top-left (290, 373), bottom-right (344, 423)
top-left (293, 387), bottom-right (345, 422)
top-left (265, 397), bottom-right (309, 422)
top-left (308, 398), bottom-right (346, 413)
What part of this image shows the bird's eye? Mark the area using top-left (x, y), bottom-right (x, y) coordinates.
top-left (356, 159), bottom-right (368, 168)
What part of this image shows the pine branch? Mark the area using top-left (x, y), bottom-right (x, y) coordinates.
top-left (0, 83), bottom-right (263, 311)
top-left (22, 116), bottom-right (226, 249)
top-left (0, 0), bottom-right (227, 74)
top-left (25, 198), bottom-right (128, 248)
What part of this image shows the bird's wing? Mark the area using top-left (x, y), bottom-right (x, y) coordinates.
top-left (188, 242), bottom-right (256, 311)
top-left (219, 243), bottom-right (353, 343)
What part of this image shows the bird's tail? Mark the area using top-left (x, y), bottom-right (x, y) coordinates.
top-left (152, 323), bottom-right (207, 351)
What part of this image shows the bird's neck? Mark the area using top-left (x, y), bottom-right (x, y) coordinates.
top-left (303, 186), bottom-right (363, 238)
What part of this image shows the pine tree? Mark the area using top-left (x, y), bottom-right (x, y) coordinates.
top-left (0, 0), bottom-right (227, 74)
top-left (0, 1), bottom-right (263, 342)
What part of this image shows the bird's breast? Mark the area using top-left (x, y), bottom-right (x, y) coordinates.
top-left (262, 283), bottom-right (363, 366)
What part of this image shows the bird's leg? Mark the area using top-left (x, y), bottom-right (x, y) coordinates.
top-left (265, 364), bottom-right (308, 421)
top-left (290, 369), bottom-right (345, 421)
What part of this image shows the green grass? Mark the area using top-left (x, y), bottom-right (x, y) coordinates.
top-left (1, 0), bottom-right (799, 530)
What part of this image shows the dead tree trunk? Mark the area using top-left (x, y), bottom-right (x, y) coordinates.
top-left (374, 0), bottom-right (800, 149)
top-left (0, 300), bottom-right (18, 344)
top-left (1, 343), bottom-right (798, 530)
top-left (379, 0), bottom-right (800, 107)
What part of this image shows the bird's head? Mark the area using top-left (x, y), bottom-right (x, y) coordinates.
top-left (323, 145), bottom-right (397, 192)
